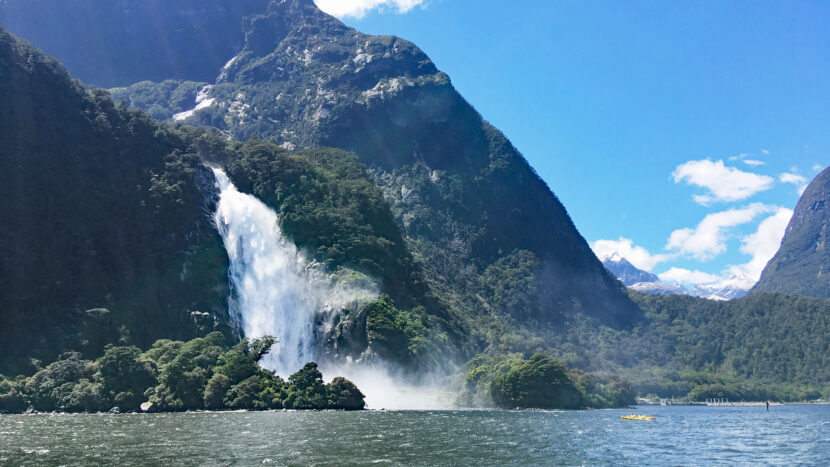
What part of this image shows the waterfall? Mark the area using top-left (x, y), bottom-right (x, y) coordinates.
top-left (211, 167), bottom-right (365, 376)
top-left (209, 167), bottom-right (452, 408)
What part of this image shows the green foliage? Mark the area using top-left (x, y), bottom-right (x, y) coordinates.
top-left (365, 296), bottom-right (451, 368)
top-left (327, 377), bottom-right (366, 410)
top-left (110, 80), bottom-right (207, 120)
top-left (0, 334), bottom-right (364, 413)
top-left (248, 336), bottom-right (277, 363)
top-left (225, 142), bottom-right (426, 302)
top-left (284, 363), bottom-right (328, 410)
top-left (95, 346), bottom-right (155, 410)
top-left (203, 374), bottom-right (231, 410)
top-left (462, 353), bottom-right (635, 409)
top-left (489, 354), bottom-right (584, 410)
top-left (0, 374), bottom-right (26, 413)
top-left (0, 27), bottom-right (230, 375)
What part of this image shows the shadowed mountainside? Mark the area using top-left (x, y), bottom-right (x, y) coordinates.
top-left (753, 167), bottom-right (830, 298)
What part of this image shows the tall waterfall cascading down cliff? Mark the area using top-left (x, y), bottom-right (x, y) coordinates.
top-left (210, 167), bottom-right (452, 408)
top-left (211, 167), bottom-right (371, 376)
top-left (212, 167), bottom-right (316, 375)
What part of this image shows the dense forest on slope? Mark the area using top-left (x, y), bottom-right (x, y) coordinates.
top-left (0, 333), bottom-right (365, 414)
top-left (0, 0), bottom-right (271, 87)
top-left (754, 167), bottom-right (830, 298)
top-left (0, 27), bottom-right (231, 375)
top-left (0, 27), bottom-right (455, 375)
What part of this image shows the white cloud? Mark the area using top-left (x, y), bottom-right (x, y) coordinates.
top-left (726, 207), bottom-right (793, 283)
top-left (314, 0), bottom-right (427, 18)
top-left (813, 164), bottom-right (824, 172)
top-left (779, 172), bottom-right (808, 195)
top-left (664, 207), bottom-right (792, 291)
top-left (590, 237), bottom-right (673, 271)
top-left (743, 159), bottom-right (766, 166)
top-left (672, 159), bottom-right (775, 205)
top-left (658, 267), bottom-right (720, 285)
top-left (761, 149), bottom-right (770, 155)
top-left (665, 203), bottom-right (775, 260)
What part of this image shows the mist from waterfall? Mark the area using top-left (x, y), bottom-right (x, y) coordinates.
top-left (210, 167), bottom-right (453, 408)
top-left (211, 167), bottom-right (373, 376)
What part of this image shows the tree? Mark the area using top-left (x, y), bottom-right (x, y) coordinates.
top-left (203, 373), bottom-right (231, 409)
top-left (248, 336), bottom-right (277, 363)
top-left (490, 353), bottom-right (584, 409)
top-left (327, 377), bottom-right (365, 410)
top-left (96, 346), bottom-right (155, 409)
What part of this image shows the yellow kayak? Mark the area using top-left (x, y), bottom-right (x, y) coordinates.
top-left (621, 414), bottom-right (656, 421)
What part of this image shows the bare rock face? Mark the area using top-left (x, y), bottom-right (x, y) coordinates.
top-left (753, 167), bottom-right (830, 298)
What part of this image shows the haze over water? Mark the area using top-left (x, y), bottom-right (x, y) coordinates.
top-left (2, 405), bottom-right (827, 465)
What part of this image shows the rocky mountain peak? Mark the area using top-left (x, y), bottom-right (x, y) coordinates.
top-left (753, 166), bottom-right (830, 298)
top-left (600, 254), bottom-right (659, 286)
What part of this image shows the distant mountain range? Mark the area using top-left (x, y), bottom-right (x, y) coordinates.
top-left (600, 254), bottom-right (748, 301)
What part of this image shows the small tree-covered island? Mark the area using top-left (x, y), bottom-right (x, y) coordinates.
top-left (0, 333), bottom-right (366, 414)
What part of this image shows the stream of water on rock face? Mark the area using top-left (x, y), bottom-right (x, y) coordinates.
top-left (210, 167), bottom-right (453, 408)
top-left (212, 167), bottom-right (344, 376)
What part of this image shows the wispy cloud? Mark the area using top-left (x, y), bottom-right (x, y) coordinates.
top-left (813, 164), bottom-right (824, 172)
top-left (658, 267), bottom-right (720, 285)
top-left (719, 207), bottom-right (793, 288)
top-left (672, 159), bottom-right (774, 205)
top-left (314, 0), bottom-right (427, 18)
top-left (654, 207), bottom-right (791, 290)
top-left (779, 172), bottom-right (808, 195)
top-left (665, 203), bottom-right (776, 260)
top-left (591, 237), bottom-right (673, 271)
top-left (743, 159), bottom-right (766, 166)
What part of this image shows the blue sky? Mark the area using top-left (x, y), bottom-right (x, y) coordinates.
top-left (315, 0), bottom-right (830, 290)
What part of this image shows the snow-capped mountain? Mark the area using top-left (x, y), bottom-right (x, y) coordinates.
top-left (601, 254), bottom-right (750, 300)
top-left (690, 273), bottom-right (751, 301)
top-left (630, 281), bottom-right (689, 296)
top-left (601, 253), bottom-right (659, 286)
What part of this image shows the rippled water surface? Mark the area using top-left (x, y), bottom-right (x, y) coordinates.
top-left (1, 405), bottom-right (827, 465)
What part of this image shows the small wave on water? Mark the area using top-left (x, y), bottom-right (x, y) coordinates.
top-left (0, 405), bottom-right (827, 465)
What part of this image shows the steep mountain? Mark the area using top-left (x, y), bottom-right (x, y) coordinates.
top-left (600, 253), bottom-right (659, 286)
top-left (106, 0), bottom-right (642, 336)
top-left (753, 167), bottom-right (830, 298)
top-left (0, 0), bottom-right (271, 87)
top-left (0, 27), bottom-right (231, 374)
top-left (0, 26), bottom-right (451, 374)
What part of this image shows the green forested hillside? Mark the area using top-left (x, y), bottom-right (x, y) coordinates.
top-left (0, 27), bottom-right (460, 374)
top-left (0, 28), bottom-right (230, 375)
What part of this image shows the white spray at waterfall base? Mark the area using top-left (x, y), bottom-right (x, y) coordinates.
top-left (211, 167), bottom-right (454, 409)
